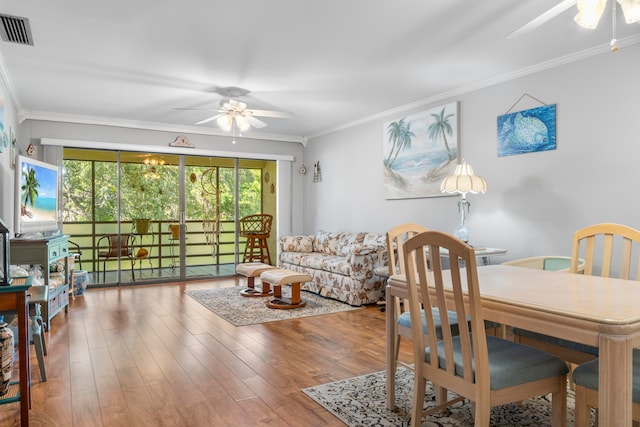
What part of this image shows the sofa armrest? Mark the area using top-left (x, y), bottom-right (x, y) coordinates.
top-left (347, 243), bottom-right (387, 281)
top-left (349, 243), bottom-right (383, 256)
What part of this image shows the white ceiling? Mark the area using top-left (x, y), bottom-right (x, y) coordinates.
top-left (1, 0), bottom-right (639, 144)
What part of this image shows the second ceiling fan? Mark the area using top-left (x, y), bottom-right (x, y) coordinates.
top-left (508, 0), bottom-right (640, 38)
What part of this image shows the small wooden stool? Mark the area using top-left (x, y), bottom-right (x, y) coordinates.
top-left (260, 269), bottom-right (311, 309)
top-left (236, 262), bottom-right (277, 297)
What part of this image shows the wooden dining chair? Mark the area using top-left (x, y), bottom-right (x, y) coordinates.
top-left (403, 230), bottom-right (568, 427)
top-left (572, 349), bottom-right (640, 426)
top-left (386, 223), bottom-right (435, 409)
top-left (514, 223), bottom-right (640, 365)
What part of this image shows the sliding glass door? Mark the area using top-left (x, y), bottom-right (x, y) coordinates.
top-left (62, 148), bottom-right (276, 286)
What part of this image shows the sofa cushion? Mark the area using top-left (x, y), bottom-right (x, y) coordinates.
top-left (321, 255), bottom-right (353, 276)
top-left (298, 253), bottom-right (327, 270)
top-left (280, 235), bottom-right (314, 253)
top-left (313, 230), bottom-right (344, 255)
top-left (337, 232), bottom-right (367, 256)
top-left (280, 251), bottom-right (309, 266)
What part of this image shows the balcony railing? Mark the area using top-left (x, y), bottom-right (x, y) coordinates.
top-left (62, 219), bottom-right (245, 277)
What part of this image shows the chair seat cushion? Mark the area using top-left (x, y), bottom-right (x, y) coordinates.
top-left (572, 349), bottom-right (640, 403)
top-left (397, 308), bottom-right (462, 339)
top-left (513, 328), bottom-right (599, 356)
top-left (426, 334), bottom-right (569, 390)
top-left (397, 309), bottom-right (495, 338)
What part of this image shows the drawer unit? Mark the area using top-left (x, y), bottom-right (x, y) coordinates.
top-left (48, 242), bottom-right (68, 260)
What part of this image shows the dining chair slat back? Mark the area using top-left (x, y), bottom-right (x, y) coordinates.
top-left (571, 223), bottom-right (640, 425)
top-left (403, 231), bottom-right (568, 427)
top-left (571, 223), bottom-right (640, 280)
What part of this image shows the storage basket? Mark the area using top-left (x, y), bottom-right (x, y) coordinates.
top-left (10, 276), bottom-right (34, 286)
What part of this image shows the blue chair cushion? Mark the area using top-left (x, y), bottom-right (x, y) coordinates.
top-left (572, 348), bottom-right (640, 403)
top-left (543, 258), bottom-right (571, 271)
top-left (398, 310), bottom-right (499, 339)
top-left (425, 334), bottom-right (569, 390)
top-left (397, 308), bottom-right (462, 339)
top-left (513, 328), bottom-right (599, 356)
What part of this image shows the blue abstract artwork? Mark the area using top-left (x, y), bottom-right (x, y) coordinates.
top-left (497, 104), bottom-right (556, 157)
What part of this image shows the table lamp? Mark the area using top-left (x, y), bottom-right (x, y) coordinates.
top-left (440, 161), bottom-right (487, 243)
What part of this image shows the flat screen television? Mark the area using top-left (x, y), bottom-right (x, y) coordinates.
top-left (14, 155), bottom-right (60, 237)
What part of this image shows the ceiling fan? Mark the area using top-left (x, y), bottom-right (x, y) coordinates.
top-left (177, 85), bottom-right (293, 133)
top-left (507, 0), bottom-right (640, 39)
top-left (192, 98), bottom-right (293, 131)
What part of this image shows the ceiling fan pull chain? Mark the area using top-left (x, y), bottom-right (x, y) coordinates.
top-left (611, 0), bottom-right (620, 52)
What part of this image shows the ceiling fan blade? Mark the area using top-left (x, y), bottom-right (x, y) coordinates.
top-left (248, 109), bottom-right (294, 119)
top-left (174, 107), bottom-right (222, 112)
top-left (506, 0), bottom-right (577, 38)
top-left (247, 116), bottom-right (268, 128)
top-left (195, 113), bottom-right (223, 125)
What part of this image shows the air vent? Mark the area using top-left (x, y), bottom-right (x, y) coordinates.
top-left (0, 14), bottom-right (33, 46)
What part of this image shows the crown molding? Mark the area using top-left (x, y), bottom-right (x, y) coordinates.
top-left (0, 51), bottom-right (22, 112)
top-left (20, 110), bottom-right (306, 144)
top-left (307, 34), bottom-right (640, 141)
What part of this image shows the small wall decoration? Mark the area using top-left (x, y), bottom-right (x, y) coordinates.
top-left (497, 98), bottom-right (556, 157)
top-left (9, 127), bottom-right (15, 169)
top-left (169, 135), bottom-right (194, 148)
top-left (382, 101), bottom-right (459, 199)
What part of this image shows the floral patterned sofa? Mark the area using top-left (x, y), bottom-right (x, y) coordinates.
top-left (278, 230), bottom-right (387, 306)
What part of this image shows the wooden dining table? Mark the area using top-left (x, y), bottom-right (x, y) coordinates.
top-left (387, 264), bottom-right (640, 427)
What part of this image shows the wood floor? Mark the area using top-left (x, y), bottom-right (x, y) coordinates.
top-left (0, 279), bottom-right (411, 426)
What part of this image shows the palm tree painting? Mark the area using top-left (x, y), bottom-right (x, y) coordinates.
top-left (382, 102), bottom-right (459, 199)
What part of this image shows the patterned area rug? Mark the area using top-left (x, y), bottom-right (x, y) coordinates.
top-left (185, 286), bottom-right (360, 326)
top-left (302, 366), bottom-right (578, 426)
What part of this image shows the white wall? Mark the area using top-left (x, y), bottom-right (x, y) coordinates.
top-left (0, 76), bottom-right (18, 229)
top-left (303, 44), bottom-right (640, 262)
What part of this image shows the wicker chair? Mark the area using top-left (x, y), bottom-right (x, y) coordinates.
top-left (239, 214), bottom-right (273, 265)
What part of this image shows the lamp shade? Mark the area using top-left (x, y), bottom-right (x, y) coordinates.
top-left (440, 161), bottom-right (487, 195)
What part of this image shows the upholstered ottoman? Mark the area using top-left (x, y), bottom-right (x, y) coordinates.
top-left (236, 262), bottom-right (277, 297)
top-left (260, 269), bottom-right (312, 309)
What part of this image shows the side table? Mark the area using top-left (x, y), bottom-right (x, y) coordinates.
top-left (0, 284), bottom-right (31, 426)
top-left (133, 232), bottom-right (155, 272)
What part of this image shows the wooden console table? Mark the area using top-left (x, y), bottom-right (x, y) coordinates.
top-left (10, 235), bottom-right (70, 329)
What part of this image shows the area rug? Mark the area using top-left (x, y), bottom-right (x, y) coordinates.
top-left (185, 286), bottom-right (360, 326)
top-left (302, 366), bottom-right (579, 426)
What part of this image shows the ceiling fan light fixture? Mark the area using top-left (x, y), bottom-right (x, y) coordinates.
top-left (575, 0), bottom-right (607, 28)
top-left (235, 114), bottom-right (250, 132)
top-left (216, 114), bottom-right (233, 131)
top-left (617, 0), bottom-right (640, 22)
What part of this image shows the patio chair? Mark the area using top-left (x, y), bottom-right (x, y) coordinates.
top-left (97, 234), bottom-right (135, 282)
top-left (239, 214), bottom-right (273, 265)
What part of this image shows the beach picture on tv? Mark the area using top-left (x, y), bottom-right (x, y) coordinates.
top-left (19, 159), bottom-right (57, 224)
